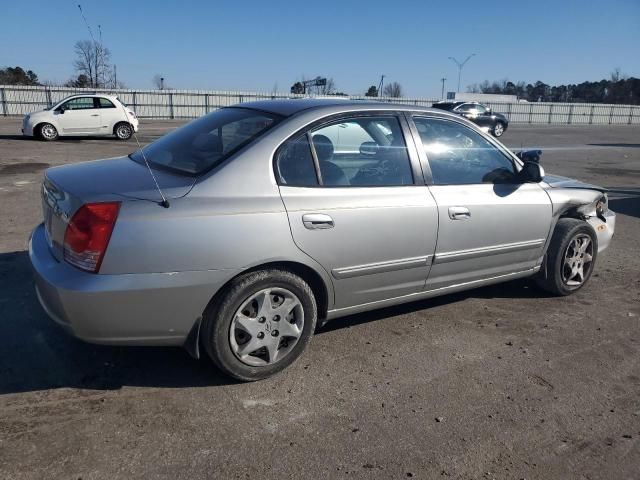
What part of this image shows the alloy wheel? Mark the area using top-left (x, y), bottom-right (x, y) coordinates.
top-left (494, 123), bottom-right (504, 137)
top-left (41, 124), bottom-right (57, 140)
top-left (562, 234), bottom-right (594, 287)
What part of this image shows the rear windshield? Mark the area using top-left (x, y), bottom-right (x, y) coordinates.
top-left (432, 103), bottom-right (455, 111)
top-left (130, 107), bottom-right (281, 175)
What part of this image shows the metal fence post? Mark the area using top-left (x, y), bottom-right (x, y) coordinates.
top-left (629, 106), bottom-right (635, 125)
top-left (169, 92), bottom-right (174, 119)
top-left (528, 103), bottom-right (533, 124)
top-left (0, 87), bottom-right (7, 116)
top-left (205, 94), bottom-right (209, 114)
top-left (548, 104), bottom-right (553, 124)
top-left (45, 87), bottom-right (52, 108)
top-left (568, 104), bottom-right (574, 125)
top-left (608, 105), bottom-right (615, 125)
top-left (589, 105), bottom-right (594, 124)
top-left (132, 91), bottom-right (138, 112)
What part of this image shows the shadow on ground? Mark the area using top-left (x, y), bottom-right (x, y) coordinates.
top-left (0, 249), bottom-right (552, 395)
top-left (607, 186), bottom-right (640, 219)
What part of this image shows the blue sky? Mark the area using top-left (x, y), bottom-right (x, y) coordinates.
top-left (1, 0), bottom-right (638, 97)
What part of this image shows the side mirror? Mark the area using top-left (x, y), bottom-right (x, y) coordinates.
top-left (56, 107), bottom-right (65, 114)
top-left (359, 141), bottom-right (379, 156)
top-left (486, 107), bottom-right (492, 114)
top-left (519, 160), bottom-right (545, 183)
top-left (516, 149), bottom-right (542, 163)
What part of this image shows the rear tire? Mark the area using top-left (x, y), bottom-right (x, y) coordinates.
top-left (535, 218), bottom-right (598, 296)
top-left (114, 122), bottom-right (133, 140)
top-left (38, 123), bottom-right (58, 141)
top-left (201, 269), bottom-right (317, 381)
top-left (492, 121), bottom-right (505, 137)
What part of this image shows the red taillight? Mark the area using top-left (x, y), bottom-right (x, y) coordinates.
top-left (63, 202), bottom-right (120, 273)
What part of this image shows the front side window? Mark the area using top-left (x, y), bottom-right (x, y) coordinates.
top-left (61, 97), bottom-right (95, 110)
top-left (413, 117), bottom-right (517, 185)
top-left (308, 116), bottom-right (413, 187)
top-left (130, 107), bottom-right (280, 175)
top-left (472, 104), bottom-right (487, 114)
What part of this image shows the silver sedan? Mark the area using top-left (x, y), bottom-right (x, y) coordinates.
top-left (30, 99), bottom-right (616, 381)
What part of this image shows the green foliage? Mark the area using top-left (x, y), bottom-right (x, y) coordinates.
top-left (290, 81), bottom-right (304, 94)
top-left (365, 85), bottom-right (378, 97)
top-left (0, 66), bottom-right (40, 85)
top-left (467, 75), bottom-right (639, 104)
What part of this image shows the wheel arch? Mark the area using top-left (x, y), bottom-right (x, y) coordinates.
top-left (185, 259), bottom-right (333, 359)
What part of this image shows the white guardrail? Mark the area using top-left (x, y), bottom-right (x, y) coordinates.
top-left (1, 85), bottom-right (639, 125)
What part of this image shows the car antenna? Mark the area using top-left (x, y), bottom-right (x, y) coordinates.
top-left (78, 3), bottom-right (169, 208)
top-left (116, 101), bottom-right (170, 208)
top-left (131, 127), bottom-right (170, 208)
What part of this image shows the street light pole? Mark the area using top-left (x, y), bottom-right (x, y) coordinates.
top-left (448, 54), bottom-right (476, 92)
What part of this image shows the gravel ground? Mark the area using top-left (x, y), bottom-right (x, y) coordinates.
top-left (0, 118), bottom-right (638, 480)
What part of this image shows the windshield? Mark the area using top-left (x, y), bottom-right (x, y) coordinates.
top-left (130, 107), bottom-right (281, 175)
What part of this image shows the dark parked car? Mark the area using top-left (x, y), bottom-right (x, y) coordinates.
top-left (432, 101), bottom-right (509, 137)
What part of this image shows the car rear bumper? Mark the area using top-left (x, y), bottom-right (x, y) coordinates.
top-left (29, 223), bottom-right (236, 346)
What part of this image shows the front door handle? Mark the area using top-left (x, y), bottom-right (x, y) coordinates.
top-left (448, 206), bottom-right (471, 220)
top-left (90, 114), bottom-right (99, 117)
top-left (302, 213), bottom-right (334, 229)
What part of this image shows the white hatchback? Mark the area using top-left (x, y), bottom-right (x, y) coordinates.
top-left (22, 94), bottom-right (139, 141)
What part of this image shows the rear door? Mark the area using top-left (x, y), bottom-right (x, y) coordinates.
top-left (56, 97), bottom-right (101, 134)
top-left (408, 115), bottom-right (552, 290)
top-left (276, 113), bottom-right (438, 309)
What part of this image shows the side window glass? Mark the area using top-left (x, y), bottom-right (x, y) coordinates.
top-left (455, 103), bottom-right (471, 113)
top-left (413, 117), bottom-right (516, 185)
top-left (473, 104), bottom-right (486, 114)
top-left (62, 97), bottom-right (95, 110)
top-left (99, 98), bottom-right (116, 108)
top-left (310, 116), bottom-right (413, 187)
top-left (276, 135), bottom-right (319, 187)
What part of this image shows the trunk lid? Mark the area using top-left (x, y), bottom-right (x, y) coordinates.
top-left (41, 156), bottom-right (195, 261)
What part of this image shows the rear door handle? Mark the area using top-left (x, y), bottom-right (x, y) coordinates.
top-left (448, 206), bottom-right (470, 220)
top-left (90, 114), bottom-right (99, 117)
top-left (302, 213), bottom-right (334, 229)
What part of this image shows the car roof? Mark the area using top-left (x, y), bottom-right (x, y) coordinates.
top-left (61, 93), bottom-right (119, 100)
top-left (236, 98), bottom-right (438, 117)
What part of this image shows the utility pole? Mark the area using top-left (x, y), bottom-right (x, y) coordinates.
top-left (378, 74), bottom-right (385, 97)
top-left (440, 77), bottom-right (447, 99)
top-left (160, 77), bottom-right (165, 90)
top-left (448, 54), bottom-right (476, 92)
top-left (113, 65), bottom-right (117, 89)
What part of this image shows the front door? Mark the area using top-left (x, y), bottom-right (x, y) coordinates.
top-left (410, 116), bottom-right (552, 290)
top-left (276, 114), bottom-right (438, 309)
top-left (56, 96), bottom-right (101, 134)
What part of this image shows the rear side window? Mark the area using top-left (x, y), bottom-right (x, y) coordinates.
top-left (276, 135), bottom-right (319, 187)
top-left (99, 98), bottom-right (116, 108)
top-left (309, 116), bottom-right (413, 187)
top-left (130, 108), bottom-right (281, 175)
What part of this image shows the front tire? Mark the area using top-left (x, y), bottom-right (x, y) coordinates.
top-left (492, 121), bottom-right (505, 137)
top-left (536, 218), bottom-right (598, 296)
top-left (38, 123), bottom-right (58, 141)
top-left (202, 269), bottom-right (317, 381)
top-left (114, 122), bottom-right (133, 140)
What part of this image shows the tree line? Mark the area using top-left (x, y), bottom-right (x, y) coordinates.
top-left (468, 71), bottom-right (639, 105)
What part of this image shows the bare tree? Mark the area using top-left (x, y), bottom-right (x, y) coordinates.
top-left (383, 81), bottom-right (403, 98)
top-left (73, 40), bottom-right (111, 88)
top-left (317, 78), bottom-right (336, 95)
top-left (152, 74), bottom-right (167, 90)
